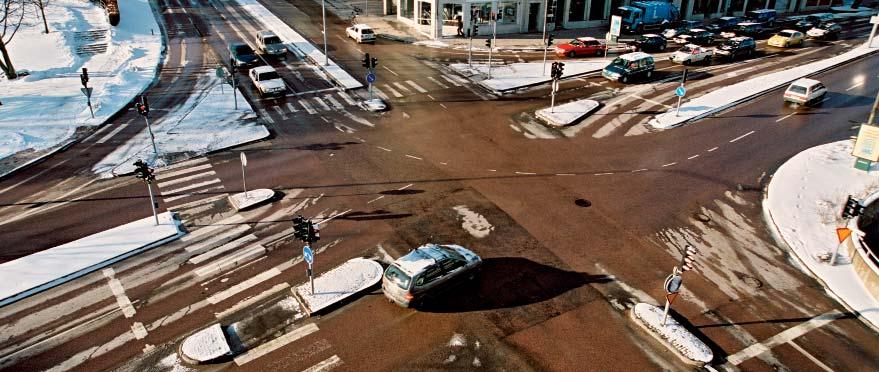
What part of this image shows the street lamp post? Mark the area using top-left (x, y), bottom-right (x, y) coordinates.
top-left (322, 0), bottom-right (328, 66)
top-left (542, 0), bottom-right (549, 76)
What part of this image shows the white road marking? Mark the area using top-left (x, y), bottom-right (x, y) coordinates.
top-left (555, 173), bottom-right (575, 176)
top-left (195, 245), bottom-right (267, 278)
top-left (729, 130), bottom-right (755, 143)
top-left (383, 84), bottom-right (403, 97)
top-left (393, 82), bottom-right (412, 93)
top-left (846, 81), bottom-right (864, 91)
top-left (406, 80), bottom-right (428, 93)
top-left (83, 123), bottom-right (113, 142)
top-left (159, 157), bottom-right (208, 172)
top-left (96, 123), bottom-right (128, 144)
top-left (273, 105), bottom-right (287, 119)
top-left (302, 354), bottom-right (343, 372)
top-left (382, 65), bottom-right (398, 76)
top-left (160, 178), bottom-right (222, 195)
top-left (158, 170), bottom-right (216, 188)
top-left (726, 310), bottom-right (844, 365)
top-left (440, 162), bottom-right (448, 165)
top-left (707, 146), bottom-right (718, 152)
top-left (398, 183), bottom-right (413, 190)
top-left (488, 169), bottom-right (497, 172)
top-left (155, 163), bottom-right (212, 181)
top-left (131, 322), bottom-right (147, 340)
top-left (321, 116), bottom-right (330, 123)
top-left (103, 269), bottom-right (136, 318)
top-left (184, 225), bottom-right (250, 253)
top-left (594, 172), bottom-right (613, 176)
top-left (631, 168), bottom-right (647, 172)
top-left (215, 282), bottom-right (290, 319)
top-left (372, 86), bottom-right (391, 100)
top-left (324, 94), bottom-right (344, 109)
top-left (789, 341), bottom-right (834, 372)
top-left (439, 103), bottom-right (448, 109)
top-left (662, 162), bottom-right (677, 167)
top-left (165, 193), bottom-right (228, 212)
top-left (427, 76), bottom-right (449, 89)
top-left (299, 99), bottom-right (317, 114)
top-left (313, 97), bottom-right (332, 111)
top-left (189, 234), bottom-right (258, 264)
top-left (181, 214), bottom-right (245, 242)
top-left (286, 102), bottom-right (299, 113)
top-left (630, 94), bottom-right (673, 109)
top-left (377, 146), bottom-right (392, 152)
top-left (687, 154), bottom-right (700, 160)
top-left (440, 74), bottom-right (462, 87)
top-left (207, 267), bottom-right (280, 304)
top-left (427, 94), bottom-right (436, 100)
top-left (259, 109), bottom-right (275, 124)
top-left (515, 171), bottom-right (536, 175)
top-left (233, 324), bottom-right (320, 365)
top-left (162, 185), bottom-right (224, 203)
top-left (337, 91), bottom-right (357, 105)
top-left (367, 195), bottom-right (385, 204)
top-left (405, 154), bottom-right (423, 160)
top-left (775, 113), bottom-right (795, 122)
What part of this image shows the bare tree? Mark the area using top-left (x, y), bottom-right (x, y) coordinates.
top-left (0, 0), bottom-right (27, 79)
top-left (33, 0), bottom-right (48, 34)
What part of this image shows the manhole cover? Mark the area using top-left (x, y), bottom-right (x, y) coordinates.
top-left (575, 199), bottom-right (592, 207)
top-left (693, 212), bottom-right (711, 222)
top-left (742, 275), bottom-right (763, 289)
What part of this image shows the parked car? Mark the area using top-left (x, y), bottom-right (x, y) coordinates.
top-left (255, 30), bottom-right (286, 58)
top-left (629, 34), bottom-right (667, 52)
top-left (704, 16), bottom-right (741, 33)
top-left (670, 44), bottom-right (713, 65)
top-left (602, 52), bottom-right (655, 83)
top-left (768, 30), bottom-right (804, 47)
top-left (807, 21), bottom-right (842, 40)
top-left (618, 1), bottom-right (682, 33)
top-left (673, 29), bottom-right (715, 45)
top-left (795, 13), bottom-right (834, 31)
top-left (249, 65), bottom-right (285, 97)
top-left (229, 42), bottom-right (258, 70)
top-left (358, 98), bottom-right (387, 112)
top-left (745, 9), bottom-right (778, 26)
top-left (775, 15), bottom-right (807, 31)
top-left (382, 243), bottom-right (482, 308)
top-left (715, 36), bottom-right (756, 60)
top-left (723, 22), bottom-right (768, 39)
top-left (555, 37), bottom-right (607, 57)
top-left (346, 24), bottom-right (376, 43)
top-left (661, 20), bottom-right (702, 39)
top-left (784, 78), bottom-right (827, 106)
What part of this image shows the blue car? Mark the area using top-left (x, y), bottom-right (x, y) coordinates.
top-left (229, 42), bottom-right (258, 70)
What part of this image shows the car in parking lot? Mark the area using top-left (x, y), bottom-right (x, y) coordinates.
top-left (795, 13), bottom-right (834, 31)
top-left (249, 65), bottom-right (285, 97)
top-left (669, 44), bottom-right (713, 65)
top-left (807, 21), bottom-right (842, 40)
top-left (703, 16), bottom-right (741, 33)
top-left (768, 29), bottom-right (804, 47)
top-left (673, 29), bottom-right (715, 45)
top-left (775, 15), bottom-right (807, 31)
top-left (382, 243), bottom-right (482, 308)
top-left (629, 34), bottom-right (667, 52)
top-left (555, 37), bottom-right (607, 57)
top-left (346, 24), bottom-right (376, 43)
top-left (722, 22), bottom-right (769, 39)
top-left (229, 42), bottom-right (259, 70)
top-left (784, 78), bottom-right (827, 106)
top-left (715, 36), bottom-right (756, 60)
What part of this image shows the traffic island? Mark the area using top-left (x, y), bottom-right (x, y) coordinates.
top-left (630, 303), bottom-right (713, 366)
top-left (293, 258), bottom-right (383, 316)
top-left (536, 99), bottom-right (601, 127)
top-left (179, 323), bottom-right (233, 364)
top-left (228, 189), bottom-right (275, 211)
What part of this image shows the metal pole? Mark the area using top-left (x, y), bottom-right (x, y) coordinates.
top-left (867, 82), bottom-right (879, 125)
top-left (241, 161), bottom-right (247, 197)
top-left (542, 0), bottom-right (549, 76)
top-left (869, 23), bottom-right (878, 48)
top-left (232, 73), bottom-right (238, 110)
top-left (661, 296), bottom-right (672, 325)
top-left (87, 99), bottom-right (95, 118)
top-left (675, 94), bottom-right (683, 117)
top-left (143, 115), bottom-right (159, 158)
top-left (550, 80), bottom-right (556, 113)
top-left (147, 182), bottom-right (159, 225)
top-left (322, 0), bottom-right (329, 66)
top-left (487, 19), bottom-right (496, 79)
top-left (310, 262), bottom-right (315, 294)
top-left (468, 32), bottom-right (473, 67)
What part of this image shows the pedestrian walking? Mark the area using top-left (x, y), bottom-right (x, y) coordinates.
top-left (456, 15), bottom-right (464, 37)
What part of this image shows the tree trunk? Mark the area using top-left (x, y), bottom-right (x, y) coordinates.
top-left (39, 0), bottom-right (49, 34)
top-left (0, 37), bottom-right (18, 80)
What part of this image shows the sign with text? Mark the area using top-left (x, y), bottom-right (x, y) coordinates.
top-left (852, 124), bottom-right (879, 161)
top-left (610, 15), bottom-right (622, 36)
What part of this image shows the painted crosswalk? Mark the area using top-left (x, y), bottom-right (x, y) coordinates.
top-left (156, 159), bottom-right (227, 208)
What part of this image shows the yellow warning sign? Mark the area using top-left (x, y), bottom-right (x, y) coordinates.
top-left (836, 227), bottom-right (852, 243)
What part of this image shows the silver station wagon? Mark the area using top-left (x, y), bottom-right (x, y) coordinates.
top-left (382, 244), bottom-right (482, 308)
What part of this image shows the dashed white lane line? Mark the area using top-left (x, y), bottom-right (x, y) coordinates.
top-left (313, 97), bottom-right (332, 111)
top-left (439, 103), bottom-right (448, 109)
top-left (707, 146), bottom-right (719, 152)
top-left (337, 91), bottom-right (357, 105)
top-left (377, 146), bottom-right (392, 152)
top-left (300, 99), bottom-right (317, 114)
top-left (427, 76), bottom-right (449, 89)
top-left (233, 323), bottom-right (320, 366)
top-left (555, 173), bottom-right (575, 176)
top-left (372, 86), bottom-right (391, 101)
top-left (383, 84), bottom-right (403, 97)
top-left (131, 322), bottom-right (148, 340)
top-left (729, 130), bottom-right (755, 143)
top-left (427, 94), bottom-right (436, 101)
top-left (382, 65), bottom-right (398, 76)
top-left (398, 183), bottom-right (413, 190)
top-left (846, 81), bottom-right (864, 91)
top-left (726, 310), bottom-right (844, 366)
top-left (84, 123), bottom-right (113, 142)
top-left (302, 354), bottom-right (343, 372)
top-left (631, 168), bottom-right (647, 173)
top-left (96, 123), bottom-right (129, 144)
top-left (367, 195), bottom-right (385, 204)
top-left (273, 105), bottom-right (287, 119)
top-left (405, 154), bottom-right (423, 160)
top-left (286, 102), bottom-right (299, 113)
top-left (594, 172), bottom-right (613, 176)
top-left (215, 282), bottom-right (290, 319)
top-left (488, 169), bottom-right (497, 172)
top-left (440, 162), bottom-right (448, 165)
top-left (440, 74), bottom-right (462, 87)
top-left (775, 113), bottom-right (795, 122)
top-left (662, 162), bottom-right (677, 167)
top-left (321, 116), bottom-right (330, 123)
top-left (687, 154), bottom-right (700, 160)
top-left (515, 171), bottom-right (536, 175)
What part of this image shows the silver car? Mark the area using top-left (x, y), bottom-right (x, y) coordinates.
top-left (382, 244), bottom-right (482, 308)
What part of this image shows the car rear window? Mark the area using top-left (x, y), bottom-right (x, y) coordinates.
top-left (263, 36), bottom-right (282, 44)
top-left (234, 44), bottom-right (254, 55)
top-left (385, 265), bottom-right (411, 289)
top-left (362, 29), bottom-right (375, 35)
top-left (788, 85), bottom-right (807, 95)
top-left (258, 71), bottom-right (280, 80)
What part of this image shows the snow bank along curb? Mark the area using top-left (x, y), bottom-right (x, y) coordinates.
top-left (229, 189), bottom-right (275, 210)
top-left (650, 39), bottom-right (879, 129)
top-left (0, 212), bottom-right (182, 308)
top-left (536, 99), bottom-right (600, 126)
top-left (764, 140), bottom-right (879, 330)
top-left (293, 258), bottom-right (383, 315)
top-left (630, 303), bottom-right (713, 366)
top-left (179, 323), bottom-right (232, 364)
top-left (234, 0), bottom-right (363, 90)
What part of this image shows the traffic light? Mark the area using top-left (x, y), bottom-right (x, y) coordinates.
top-left (293, 215), bottom-right (308, 241)
top-left (557, 62), bottom-right (565, 78)
top-left (680, 245), bottom-right (698, 272)
top-left (362, 53), bottom-right (370, 68)
top-left (306, 221), bottom-right (320, 243)
top-left (472, 23), bottom-right (479, 35)
top-left (132, 159), bottom-right (155, 182)
top-left (842, 195), bottom-right (865, 219)
top-left (546, 33), bottom-right (554, 46)
top-left (135, 102), bottom-right (149, 116)
top-left (80, 67), bottom-right (89, 87)
top-left (485, 39), bottom-right (491, 48)
top-left (370, 57), bottom-right (378, 68)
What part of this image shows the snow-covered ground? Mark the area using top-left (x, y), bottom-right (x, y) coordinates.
top-left (631, 302), bottom-right (713, 365)
top-left (229, 189), bottom-right (275, 210)
top-left (765, 140), bottom-right (879, 329)
top-left (450, 60), bottom-right (607, 92)
top-left (0, 0), bottom-right (161, 169)
top-left (92, 78), bottom-right (269, 176)
top-left (294, 258), bottom-right (383, 314)
top-left (0, 211), bottom-right (181, 307)
top-left (179, 323), bottom-right (231, 364)
top-left (536, 98), bottom-right (600, 126)
top-left (453, 205), bottom-right (494, 238)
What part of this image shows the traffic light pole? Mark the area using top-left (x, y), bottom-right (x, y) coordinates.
top-left (487, 18), bottom-right (497, 79)
top-left (321, 0), bottom-right (328, 66)
top-left (542, 0), bottom-right (549, 76)
top-left (142, 113), bottom-right (159, 158)
top-left (468, 32), bottom-right (473, 67)
top-left (146, 182), bottom-right (158, 225)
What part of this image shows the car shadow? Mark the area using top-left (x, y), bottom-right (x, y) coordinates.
top-left (420, 257), bottom-right (612, 313)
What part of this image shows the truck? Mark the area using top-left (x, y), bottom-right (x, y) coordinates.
top-left (617, 1), bottom-right (681, 34)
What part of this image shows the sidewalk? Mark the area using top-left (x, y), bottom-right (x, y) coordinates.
top-left (765, 140), bottom-right (879, 330)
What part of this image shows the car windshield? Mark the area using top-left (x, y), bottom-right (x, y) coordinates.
top-left (788, 85), bottom-right (808, 94)
top-left (234, 45), bottom-right (254, 55)
top-left (679, 45), bottom-right (695, 53)
top-left (722, 40), bottom-right (740, 47)
top-left (258, 71), bottom-right (280, 80)
top-left (362, 28), bottom-right (375, 34)
top-left (777, 31), bottom-right (794, 38)
top-left (263, 36), bottom-right (282, 44)
top-left (438, 246), bottom-right (466, 261)
top-left (619, 9), bottom-right (632, 19)
top-left (384, 265), bottom-right (411, 289)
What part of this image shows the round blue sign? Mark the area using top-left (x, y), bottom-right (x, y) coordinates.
top-left (366, 73), bottom-right (376, 83)
top-left (303, 245), bottom-right (314, 264)
top-left (675, 86), bottom-right (686, 97)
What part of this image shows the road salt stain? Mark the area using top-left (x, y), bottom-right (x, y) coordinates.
top-left (452, 205), bottom-right (494, 239)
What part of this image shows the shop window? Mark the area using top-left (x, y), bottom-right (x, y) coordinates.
top-left (471, 2), bottom-right (491, 24)
top-left (402, 0), bottom-right (414, 18)
top-left (499, 2), bottom-right (518, 24)
top-left (589, 0), bottom-right (606, 21)
top-left (568, 0), bottom-right (586, 22)
top-left (443, 4), bottom-right (462, 26)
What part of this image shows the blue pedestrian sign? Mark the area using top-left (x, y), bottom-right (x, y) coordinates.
top-left (366, 73), bottom-right (376, 83)
top-left (675, 86), bottom-right (686, 97)
top-left (303, 245), bottom-right (313, 264)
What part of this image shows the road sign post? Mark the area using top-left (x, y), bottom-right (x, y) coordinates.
top-left (661, 245), bottom-right (698, 326)
top-left (240, 152), bottom-right (248, 198)
top-left (832, 227), bottom-right (853, 266)
top-left (869, 16), bottom-right (879, 46)
top-left (366, 72), bottom-right (376, 100)
top-left (674, 85), bottom-right (687, 117)
top-left (304, 245), bottom-right (314, 294)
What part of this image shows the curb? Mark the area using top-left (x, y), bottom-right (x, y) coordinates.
top-left (479, 68), bottom-right (604, 95)
top-left (628, 306), bottom-right (709, 367)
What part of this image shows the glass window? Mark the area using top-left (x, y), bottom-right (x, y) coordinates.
top-left (258, 71), bottom-right (280, 80)
top-left (499, 2), bottom-right (517, 24)
top-left (442, 4), bottom-right (462, 26)
top-left (471, 3), bottom-right (491, 24)
top-left (385, 265), bottom-right (411, 289)
top-left (416, 266), bottom-right (444, 286)
top-left (402, 0), bottom-right (414, 19)
top-left (589, 0), bottom-right (606, 21)
top-left (263, 36), bottom-right (282, 45)
top-left (568, 0), bottom-right (586, 22)
top-left (788, 85), bottom-right (807, 95)
top-left (440, 258), bottom-right (465, 272)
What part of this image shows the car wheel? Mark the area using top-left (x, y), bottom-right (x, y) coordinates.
top-left (568, 51), bottom-right (576, 58)
top-left (596, 49), bottom-right (603, 56)
top-left (620, 75), bottom-right (628, 83)
top-left (704, 56), bottom-right (712, 65)
top-left (646, 70), bottom-right (652, 78)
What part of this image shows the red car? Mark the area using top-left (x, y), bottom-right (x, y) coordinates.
top-left (555, 37), bottom-right (607, 58)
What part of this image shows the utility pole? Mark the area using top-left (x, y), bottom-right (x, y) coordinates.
top-left (542, 0), bottom-right (550, 76)
top-left (322, 0), bottom-right (329, 66)
top-left (133, 159), bottom-right (159, 225)
top-left (135, 96), bottom-right (159, 158)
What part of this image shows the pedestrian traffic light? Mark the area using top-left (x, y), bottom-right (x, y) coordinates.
top-left (362, 53), bottom-right (370, 68)
top-left (306, 221), bottom-right (320, 243)
top-left (472, 24), bottom-right (479, 35)
top-left (557, 62), bottom-right (565, 77)
top-left (293, 214), bottom-right (307, 241)
top-left (135, 102), bottom-right (149, 116)
top-left (547, 33), bottom-right (554, 46)
top-left (485, 39), bottom-right (491, 48)
top-left (371, 57), bottom-right (378, 68)
top-left (132, 159), bottom-right (155, 183)
top-left (842, 195), bottom-right (864, 219)
top-left (80, 67), bottom-right (89, 87)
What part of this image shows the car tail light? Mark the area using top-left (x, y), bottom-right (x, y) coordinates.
top-left (403, 292), bottom-right (414, 301)
top-left (692, 50), bottom-right (698, 55)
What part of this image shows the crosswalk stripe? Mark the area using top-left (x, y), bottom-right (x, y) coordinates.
top-left (168, 193), bottom-right (229, 213)
top-left (383, 84), bottom-right (403, 97)
top-left (181, 214), bottom-right (245, 242)
top-left (160, 178), bottom-right (222, 195)
top-left (286, 102), bottom-right (299, 113)
top-left (272, 105), bottom-right (287, 119)
top-left (233, 323), bottom-right (319, 365)
top-left (324, 94), bottom-right (344, 109)
top-left (405, 80), bottom-right (428, 93)
top-left (303, 355), bottom-right (343, 372)
top-left (155, 163), bottom-right (212, 181)
top-left (163, 185), bottom-right (225, 203)
top-left (189, 234), bottom-right (258, 263)
top-left (447, 74), bottom-right (469, 85)
top-left (207, 265), bottom-right (278, 304)
top-left (259, 109), bottom-right (275, 124)
top-left (159, 157), bottom-right (209, 172)
top-left (372, 86), bottom-right (391, 101)
top-left (184, 224), bottom-right (250, 253)
top-left (215, 282), bottom-right (290, 319)
top-left (96, 123), bottom-right (128, 144)
top-left (440, 74), bottom-right (462, 87)
top-left (337, 91), bottom-right (356, 105)
top-left (196, 244), bottom-right (266, 277)
top-left (158, 170), bottom-right (216, 188)
top-left (313, 97), bottom-right (331, 111)
top-left (392, 82), bottom-right (412, 93)
top-left (300, 99), bottom-right (317, 114)
top-left (427, 76), bottom-right (448, 89)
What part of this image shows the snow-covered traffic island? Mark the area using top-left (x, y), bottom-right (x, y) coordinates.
top-left (293, 258), bottom-right (384, 315)
top-left (630, 303), bottom-right (713, 366)
top-left (536, 99), bottom-right (600, 127)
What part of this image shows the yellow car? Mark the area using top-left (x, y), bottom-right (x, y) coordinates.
top-left (768, 30), bottom-right (804, 47)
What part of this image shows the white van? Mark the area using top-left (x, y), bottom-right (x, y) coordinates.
top-left (784, 78), bottom-right (826, 106)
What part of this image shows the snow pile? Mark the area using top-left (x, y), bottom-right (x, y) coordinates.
top-left (765, 140), bottom-right (879, 328)
top-left (0, 212), bottom-right (180, 307)
top-left (92, 79), bottom-right (269, 176)
top-left (395, 248), bottom-right (436, 275)
top-left (453, 205), bottom-right (494, 238)
top-left (0, 0), bottom-right (161, 163)
top-left (650, 37), bottom-right (879, 129)
top-left (631, 303), bottom-right (713, 364)
top-left (158, 353), bottom-right (194, 372)
top-left (229, 189), bottom-right (276, 210)
top-left (449, 61), bottom-right (607, 93)
top-left (294, 258), bottom-right (383, 314)
top-left (536, 99), bottom-right (600, 126)
top-left (179, 323), bottom-right (231, 364)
